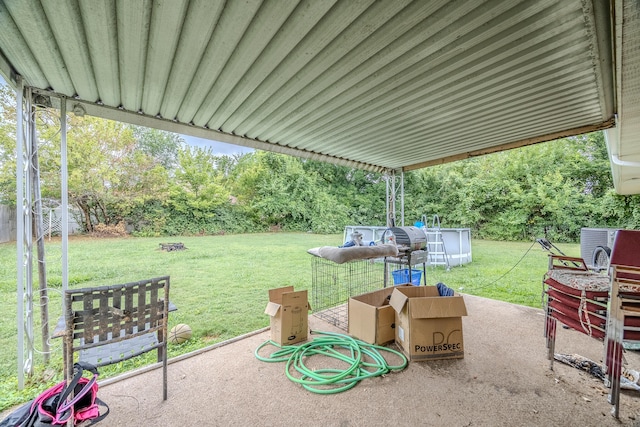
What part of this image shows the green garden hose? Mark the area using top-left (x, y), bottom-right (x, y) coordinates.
top-left (255, 330), bottom-right (408, 394)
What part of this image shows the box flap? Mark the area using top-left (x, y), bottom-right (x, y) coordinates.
top-left (268, 286), bottom-right (295, 304)
top-left (376, 306), bottom-right (396, 344)
top-left (351, 286), bottom-right (399, 306)
top-left (410, 286), bottom-right (440, 297)
top-left (281, 289), bottom-right (308, 307)
top-left (393, 285), bottom-right (440, 298)
top-left (409, 295), bottom-right (468, 319)
top-left (264, 301), bottom-right (281, 316)
top-left (389, 288), bottom-right (409, 313)
top-left (352, 291), bottom-right (386, 306)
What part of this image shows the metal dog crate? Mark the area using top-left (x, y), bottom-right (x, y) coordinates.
top-left (311, 256), bottom-right (385, 331)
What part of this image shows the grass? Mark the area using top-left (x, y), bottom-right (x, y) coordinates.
top-left (0, 233), bottom-right (580, 412)
top-left (428, 239), bottom-right (580, 307)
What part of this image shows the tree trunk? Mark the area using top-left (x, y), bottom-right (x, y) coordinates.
top-left (75, 198), bottom-right (93, 232)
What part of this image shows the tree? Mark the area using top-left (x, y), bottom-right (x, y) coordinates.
top-left (66, 116), bottom-right (169, 232)
top-left (302, 160), bottom-right (386, 227)
top-left (404, 132), bottom-right (625, 241)
top-left (131, 126), bottom-right (182, 170)
top-left (163, 145), bottom-right (231, 234)
top-left (0, 84), bottom-right (16, 205)
top-left (226, 152), bottom-right (352, 233)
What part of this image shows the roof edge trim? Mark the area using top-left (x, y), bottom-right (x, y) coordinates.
top-left (403, 118), bottom-right (616, 171)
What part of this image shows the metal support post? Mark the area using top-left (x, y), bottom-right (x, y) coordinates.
top-left (385, 169), bottom-right (405, 228)
top-left (61, 98), bottom-right (68, 298)
top-left (16, 80), bottom-right (35, 388)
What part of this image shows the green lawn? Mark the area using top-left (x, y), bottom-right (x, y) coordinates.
top-left (0, 233), bottom-right (579, 411)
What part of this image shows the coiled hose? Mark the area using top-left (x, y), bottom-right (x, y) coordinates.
top-left (254, 330), bottom-right (408, 394)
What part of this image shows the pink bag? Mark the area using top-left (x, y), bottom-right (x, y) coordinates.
top-left (36, 374), bottom-right (100, 425)
top-left (0, 362), bottom-right (108, 427)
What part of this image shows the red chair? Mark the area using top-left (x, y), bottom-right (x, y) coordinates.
top-left (543, 255), bottom-right (609, 367)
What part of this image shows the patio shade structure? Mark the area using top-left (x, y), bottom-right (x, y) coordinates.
top-left (0, 0), bottom-right (639, 387)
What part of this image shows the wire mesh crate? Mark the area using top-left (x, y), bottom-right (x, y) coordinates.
top-left (311, 256), bottom-right (385, 330)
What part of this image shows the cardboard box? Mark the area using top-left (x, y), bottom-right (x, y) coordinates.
top-left (348, 286), bottom-right (413, 345)
top-left (389, 286), bottom-right (468, 361)
top-left (264, 286), bottom-right (310, 345)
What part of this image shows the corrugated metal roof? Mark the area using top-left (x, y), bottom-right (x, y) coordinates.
top-left (0, 0), bottom-right (638, 192)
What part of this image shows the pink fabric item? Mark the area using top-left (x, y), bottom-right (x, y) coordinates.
top-left (36, 375), bottom-right (99, 425)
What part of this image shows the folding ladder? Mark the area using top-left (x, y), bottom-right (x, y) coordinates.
top-left (424, 215), bottom-right (450, 270)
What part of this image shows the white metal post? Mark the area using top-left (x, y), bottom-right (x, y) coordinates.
top-left (24, 87), bottom-right (34, 380)
top-left (61, 98), bottom-right (68, 297)
top-left (31, 99), bottom-right (49, 364)
top-left (400, 170), bottom-right (405, 226)
top-left (16, 77), bottom-right (25, 390)
top-left (16, 80), bottom-right (35, 388)
top-left (386, 170), bottom-right (395, 227)
top-left (385, 169), bottom-right (405, 228)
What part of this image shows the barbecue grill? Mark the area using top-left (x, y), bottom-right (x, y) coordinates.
top-left (384, 226), bottom-right (428, 286)
top-left (388, 226), bottom-right (427, 251)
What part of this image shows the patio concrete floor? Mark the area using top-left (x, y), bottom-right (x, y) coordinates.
top-left (22, 295), bottom-right (640, 426)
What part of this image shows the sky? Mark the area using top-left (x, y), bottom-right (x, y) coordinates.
top-left (180, 134), bottom-right (253, 155)
top-left (0, 74), bottom-right (254, 156)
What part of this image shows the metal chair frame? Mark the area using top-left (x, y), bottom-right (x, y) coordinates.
top-left (62, 276), bottom-right (170, 401)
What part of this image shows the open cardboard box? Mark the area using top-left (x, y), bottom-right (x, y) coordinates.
top-left (264, 286), bottom-right (310, 345)
top-left (348, 285), bottom-right (413, 345)
top-left (389, 286), bottom-right (468, 361)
